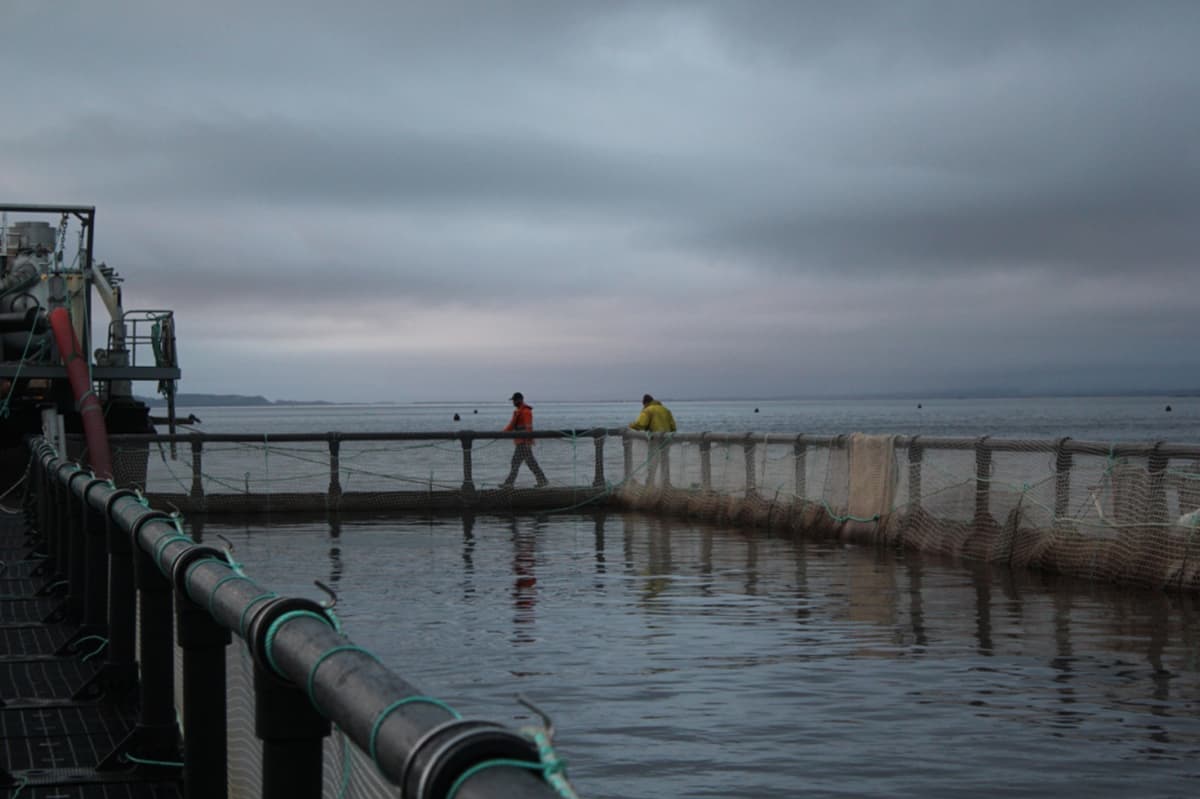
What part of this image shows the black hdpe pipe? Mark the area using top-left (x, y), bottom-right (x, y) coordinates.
top-left (38, 441), bottom-right (566, 799)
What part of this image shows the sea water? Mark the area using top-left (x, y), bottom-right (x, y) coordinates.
top-left (183, 397), bottom-right (1199, 798)
top-left (172, 395), bottom-right (1199, 442)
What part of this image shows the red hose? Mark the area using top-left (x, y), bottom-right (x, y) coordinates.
top-left (48, 308), bottom-right (113, 479)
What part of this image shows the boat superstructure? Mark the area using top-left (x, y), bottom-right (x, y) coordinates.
top-left (0, 204), bottom-right (181, 487)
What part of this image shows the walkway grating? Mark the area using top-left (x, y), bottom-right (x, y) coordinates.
top-left (0, 513), bottom-right (181, 799)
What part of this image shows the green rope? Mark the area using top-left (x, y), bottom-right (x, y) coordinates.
top-left (324, 605), bottom-right (345, 634)
top-left (184, 557), bottom-right (227, 594)
top-left (526, 727), bottom-right (581, 799)
top-left (239, 591), bottom-right (278, 639)
top-left (72, 634), bottom-right (110, 662)
top-left (8, 776), bottom-right (27, 797)
top-left (368, 696), bottom-right (462, 765)
top-left (305, 644), bottom-right (382, 715)
top-left (152, 533), bottom-right (194, 572)
top-left (81, 637), bottom-right (109, 662)
top-left (222, 548), bottom-right (247, 577)
top-left (264, 609), bottom-right (333, 678)
top-left (123, 753), bottom-right (184, 768)
top-left (205, 574), bottom-right (254, 616)
top-left (446, 727), bottom-right (581, 799)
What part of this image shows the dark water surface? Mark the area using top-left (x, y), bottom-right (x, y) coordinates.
top-left (199, 511), bottom-right (1200, 799)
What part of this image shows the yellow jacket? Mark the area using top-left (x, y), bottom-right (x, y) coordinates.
top-left (630, 401), bottom-right (676, 433)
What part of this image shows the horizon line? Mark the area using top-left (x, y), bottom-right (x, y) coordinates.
top-left (147, 388), bottom-right (1200, 405)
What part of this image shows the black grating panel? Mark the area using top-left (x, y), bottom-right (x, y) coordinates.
top-left (0, 659), bottom-right (99, 701)
top-left (0, 501), bottom-right (180, 798)
top-left (1, 705), bottom-right (136, 740)
top-left (5, 777), bottom-right (180, 798)
top-left (1, 597), bottom-right (59, 624)
top-left (0, 624), bottom-right (74, 656)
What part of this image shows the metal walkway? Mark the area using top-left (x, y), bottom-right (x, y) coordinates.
top-left (0, 511), bottom-right (179, 799)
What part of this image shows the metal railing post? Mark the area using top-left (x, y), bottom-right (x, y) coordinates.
top-left (64, 470), bottom-right (90, 623)
top-left (328, 434), bottom-right (342, 498)
top-left (98, 511), bottom-right (182, 769)
top-left (1148, 443), bottom-right (1169, 525)
top-left (793, 435), bottom-right (806, 500)
top-left (49, 471), bottom-right (67, 579)
top-left (975, 436), bottom-right (991, 523)
top-left (1054, 438), bottom-right (1072, 521)
top-left (461, 433), bottom-right (475, 492)
top-left (134, 540), bottom-right (178, 738)
top-left (593, 432), bottom-right (606, 488)
top-left (174, 547), bottom-right (232, 799)
top-left (76, 478), bottom-right (111, 639)
top-left (908, 439), bottom-right (923, 510)
top-left (744, 434), bottom-right (757, 497)
top-left (254, 659), bottom-right (329, 799)
top-left (700, 435), bottom-right (712, 492)
top-left (31, 453), bottom-right (47, 548)
top-left (246, 599), bottom-right (332, 799)
top-left (190, 437), bottom-right (204, 499)
top-left (623, 434), bottom-right (633, 483)
top-left (92, 489), bottom-right (140, 698)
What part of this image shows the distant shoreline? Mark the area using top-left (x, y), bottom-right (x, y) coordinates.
top-left (142, 390), bottom-right (1200, 408)
top-left (140, 394), bottom-right (343, 408)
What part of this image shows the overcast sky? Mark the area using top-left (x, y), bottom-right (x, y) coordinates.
top-left (4, 1), bottom-right (1198, 401)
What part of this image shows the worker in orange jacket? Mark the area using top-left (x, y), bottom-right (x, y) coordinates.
top-left (501, 392), bottom-right (548, 488)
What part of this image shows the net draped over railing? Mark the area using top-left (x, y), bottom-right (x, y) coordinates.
top-left (104, 430), bottom-right (1200, 591)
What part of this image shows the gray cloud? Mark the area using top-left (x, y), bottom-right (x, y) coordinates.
top-left (3, 1), bottom-right (1199, 400)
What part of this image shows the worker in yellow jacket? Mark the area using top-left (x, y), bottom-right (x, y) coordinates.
top-left (630, 394), bottom-right (676, 486)
top-left (630, 394), bottom-right (676, 433)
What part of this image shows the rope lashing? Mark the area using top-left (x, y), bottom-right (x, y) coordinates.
top-left (152, 533), bottom-right (194, 569)
top-left (445, 728), bottom-right (580, 799)
top-left (122, 753), bottom-right (184, 768)
top-left (71, 634), bottom-right (109, 662)
top-left (205, 574), bottom-right (254, 617)
top-left (367, 696), bottom-right (463, 765)
top-left (304, 644), bottom-right (383, 715)
top-left (239, 591), bottom-right (279, 639)
top-left (263, 609), bottom-right (335, 678)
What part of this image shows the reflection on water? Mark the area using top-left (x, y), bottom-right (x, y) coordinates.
top-left (205, 511), bottom-right (1200, 799)
top-left (510, 516), bottom-right (539, 646)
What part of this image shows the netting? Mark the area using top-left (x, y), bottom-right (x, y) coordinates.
top-left (222, 640), bottom-right (400, 799)
top-left (105, 431), bottom-right (1200, 592)
top-left (618, 433), bottom-right (1200, 591)
top-left (159, 577), bottom-right (431, 798)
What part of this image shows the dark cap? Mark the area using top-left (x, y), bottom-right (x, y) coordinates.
top-left (510, 392), bottom-right (524, 401)
top-left (642, 394), bottom-right (654, 404)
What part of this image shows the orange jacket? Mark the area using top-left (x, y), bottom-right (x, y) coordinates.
top-left (504, 403), bottom-right (535, 445)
